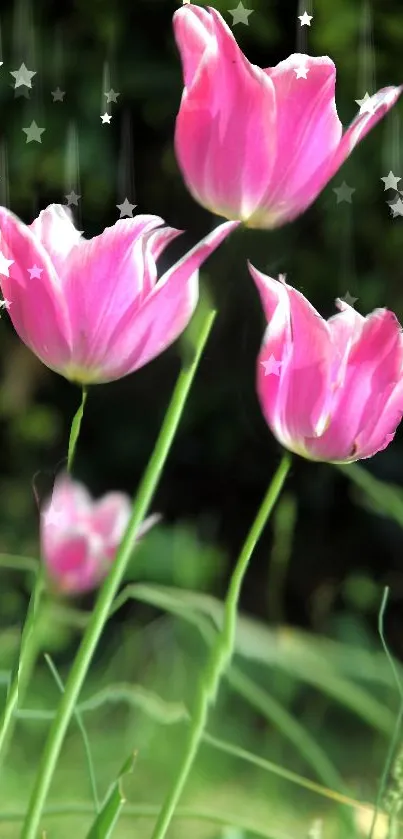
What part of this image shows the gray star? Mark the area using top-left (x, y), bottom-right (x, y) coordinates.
top-left (65, 190), bottom-right (81, 206)
top-left (339, 290), bottom-right (358, 307)
top-left (388, 196), bottom-right (403, 218)
top-left (10, 62), bottom-right (36, 89)
top-left (381, 171), bottom-right (401, 191)
top-left (116, 198), bottom-right (137, 218)
top-left (22, 120), bottom-right (45, 143)
top-left (10, 82), bottom-right (30, 99)
top-left (104, 88), bottom-right (120, 104)
top-left (228, 2), bottom-right (254, 25)
top-left (333, 181), bottom-right (355, 203)
top-left (51, 87), bottom-right (66, 102)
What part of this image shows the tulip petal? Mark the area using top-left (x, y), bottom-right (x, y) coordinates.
top-left (173, 4), bottom-right (213, 88)
top-left (252, 267), bottom-right (333, 450)
top-left (30, 204), bottom-right (84, 276)
top-left (306, 308), bottom-right (403, 461)
top-left (91, 492), bottom-right (131, 547)
top-left (289, 86), bottom-right (402, 218)
top-left (0, 207), bottom-right (72, 370)
top-left (93, 220), bottom-right (238, 381)
top-left (174, 8), bottom-right (277, 220)
top-left (355, 377), bottom-right (403, 459)
top-left (63, 215), bottom-right (165, 371)
top-left (263, 55), bottom-right (342, 212)
top-left (330, 86), bottom-right (402, 177)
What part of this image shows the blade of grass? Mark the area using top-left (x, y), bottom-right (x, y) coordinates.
top-left (85, 753), bottom-right (136, 839)
top-left (44, 654), bottom-right (99, 813)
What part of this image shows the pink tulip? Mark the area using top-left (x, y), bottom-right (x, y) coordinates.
top-left (40, 474), bottom-right (159, 594)
top-left (250, 267), bottom-right (403, 462)
top-left (173, 5), bottom-right (401, 228)
top-left (0, 204), bottom-right (238, 383)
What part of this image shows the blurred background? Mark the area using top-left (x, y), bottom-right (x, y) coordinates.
top-left (1, 0), bottom-right (403, 836)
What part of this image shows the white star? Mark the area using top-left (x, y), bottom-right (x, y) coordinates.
top-left (0, 298), bottom-right (11, 310)
top-left (27, 265), bottom-right (43, 279)
top-left (333, 181), bottom-right (355, 203)
top-left (381, 171), bottom-right (401, 191)
top-left (22, 120), bottom-right (45, 143)
top-left (294, 65), bottom-right (309, 79)
top-left (42, 505), bottom-right (64, 528)
top-left (355, 92), bottom-right (375, 115)
top-left (228, 2), bottom-right (254, 25)
top-left (10, 62), bottom-right (36, 88)
top-left (0, 252), bottom-right (14, 277)
top-left (261, 355), bottom-right (282, 376)
top-left (116, 198), bottom-right (137, 218)
top-left (100, 112), bottom-right (112, 124)
top-left (298, 11), bottom-right (313, 26)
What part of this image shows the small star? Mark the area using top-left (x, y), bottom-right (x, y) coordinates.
top-left (42, 505), bottom-right (64, 528)
top-left (0, 298), bottom-right (11, 309)
top-left (381, 171), bottom-right (401, 191)
top-left (261, 355), bottom-right (282, 376)
top-left (22, 120), bottom-right (45, 143)
top-left (355, 92), bottom-right (375, 115)
top-left (339, 290), bottom-right (358, 307)
top-left (228, 2), bottom-right (254, 25)
top-left (100, 112), bottom-right (112, 124)
top-left (294, 65), bottom-right (309, 79)
top-left (65, 190), bottom-right (81, 206)
top-left (333, 181), bottom-right (355, 203)
top-left (388, 196), bottom-right (403, 218)
top-left (116, 198), bottom-right (137, 218)
top-left (51, 87), bottom-right (66, 102)
top-left (298, 11), bottom-right (313, 25)
top-left (0, 252), bottom-right (14, 276)
top-left (10, 62), bottom-right (36, 89)
top-left (27, 265), bottom-right (43, 279)
top-left (104, 88), bottom-right (120, 104)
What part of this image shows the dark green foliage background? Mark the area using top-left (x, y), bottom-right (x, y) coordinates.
top-left (0, 0), bottom-right (403, 646)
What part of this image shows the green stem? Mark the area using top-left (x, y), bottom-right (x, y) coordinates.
top-left (0, 387), bottom-right (87, 770)
top-left (150, 452), bottom-right (292, 839)
top-left (21, 308), bottom-right (217, 839)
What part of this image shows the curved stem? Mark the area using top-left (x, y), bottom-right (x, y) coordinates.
top-left (0, 386), bottom-right (87, 770)
top-left (21, 308), bottom-right (217, 839)
top-left (150, 452), bottom-right (292, 839)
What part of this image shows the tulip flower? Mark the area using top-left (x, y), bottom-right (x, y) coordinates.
top-left (173, 4), bottom-right (401, 228)
top-left (250, 266), bottom-right (403, 462)
top-left (0, 204), bottom-right (238, 384)
top-left (41, 474), bottom-right (159, 594)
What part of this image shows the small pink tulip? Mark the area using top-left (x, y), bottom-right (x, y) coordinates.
top-left (0, 204), bottom-right (238, 383)
top-left (40, 474), bottom-right (159, 594)
top-left (173, 5), bottom-right (402, 228)
top-left (250, 266), bottom-right (403, 462)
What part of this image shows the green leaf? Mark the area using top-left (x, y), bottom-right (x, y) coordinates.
top-left (85, 753), bottom-right (136, 839)
top-left (336, 462), bottom-right (403, 529)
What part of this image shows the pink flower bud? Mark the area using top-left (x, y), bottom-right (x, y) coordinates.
top-left (40, 474), bottom-right (159, 594)
top-left (173, 5), bottom-right (401, 228)
top-left (251, 266), bottom-right (403, 462)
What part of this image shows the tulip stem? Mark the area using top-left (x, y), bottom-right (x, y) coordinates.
top-left (21, 307), bottom-right (217, 839)
top-left (149, 451), bottom-right (292, 839)
top-left (0, 387), bottom-right (87, 771)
